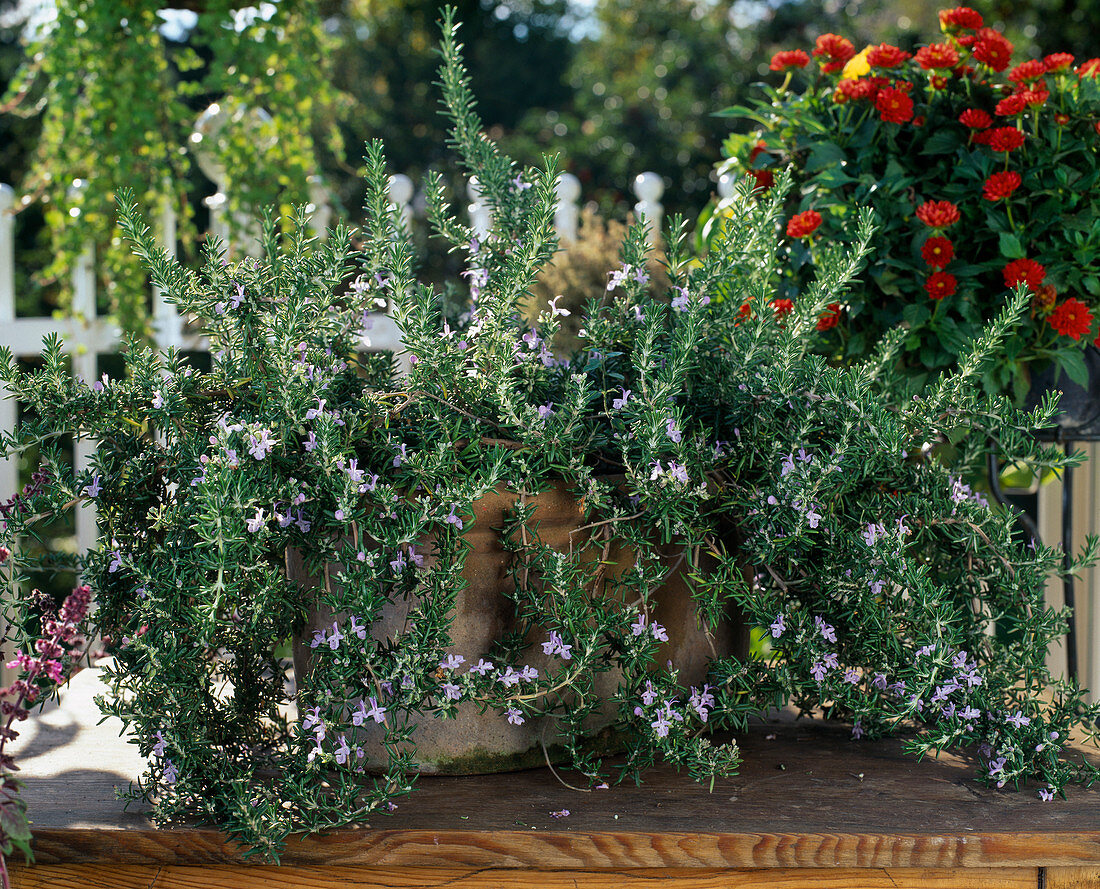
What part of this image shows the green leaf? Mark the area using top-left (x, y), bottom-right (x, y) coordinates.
top-left (804, 142), bottom-right (847, 174)
top-left (932, 315), bottom-right (973, 356)
top-left (920, 129), bottom-right (961, 156)
top-left (713, 104), bottom-right (771, 124)
top-left (998, 232), bottom-right (1026, 259)
top-left (902, 302), bottom-right (930, 327)
top-left (0, 798), bottom-right (31, 845)
top-left (1055, 347), bottom-right (1090, 389)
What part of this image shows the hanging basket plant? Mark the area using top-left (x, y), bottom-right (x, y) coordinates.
top-left (0, 0), bottom-right (345, 338)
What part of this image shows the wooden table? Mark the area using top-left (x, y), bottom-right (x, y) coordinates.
top-left (9, 666), bottom-right (1100, 888)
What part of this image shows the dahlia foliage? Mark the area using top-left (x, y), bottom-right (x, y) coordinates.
top-left (716, 5), bottom-right (1100, 399)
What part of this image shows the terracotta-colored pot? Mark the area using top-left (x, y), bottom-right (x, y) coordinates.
top-left (288, 480), bottom-right (747, 774)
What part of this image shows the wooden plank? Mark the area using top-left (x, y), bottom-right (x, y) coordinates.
top-left (12, 668), bottom-right (1100, 868)
top-left (1047, 867), bottom-right (1100, 888)
top-left (8, 865), bottom-right (1041, 889)
top-left (20, 828), bottom-right (1100, 871)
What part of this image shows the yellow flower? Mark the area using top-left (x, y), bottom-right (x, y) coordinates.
top-left (841, 46), bottom-right (872, 79)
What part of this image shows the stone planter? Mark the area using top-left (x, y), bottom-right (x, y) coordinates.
top-left (288, 480), bottom-right (748, 775)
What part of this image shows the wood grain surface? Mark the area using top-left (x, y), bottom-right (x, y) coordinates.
top-left (1047, 868), bottom-right (1100, 889)
top-left (11, 668), bottom-right (1100, 869)
top-left (7, 865), bottom-right (1048, 889)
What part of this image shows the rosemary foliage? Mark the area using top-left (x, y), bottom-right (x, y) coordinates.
top-left (1, 8), bottom-right (1097, 859)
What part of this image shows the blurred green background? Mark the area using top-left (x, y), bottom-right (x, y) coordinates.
top-left (6, 0), bottom-right (1098, 243)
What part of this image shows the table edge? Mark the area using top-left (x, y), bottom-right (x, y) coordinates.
top-left (25, 828), bottom-right (1100, 868)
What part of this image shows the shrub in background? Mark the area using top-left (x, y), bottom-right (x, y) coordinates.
top-left (523, 206), bottom-right (669, 354)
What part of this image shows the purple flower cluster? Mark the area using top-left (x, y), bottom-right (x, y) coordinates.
top-left (649, 459), bottom-right (689, 484)
top-left (541, 631), bottom-right (573, 660)
top-left (948, 475), bottom-right (990, 511)
top-left (1, 583), bottom-right (92, 800)
top-left (515, 329), bottom-right (555, 368)
top-left (310, 616), bottom-right (368, 651)
top-left (0, 466), bottom-right (52, 522)
top-left (689, 684), bottom-right (714, 722)
top-left (606, 264), bottom-right (648, 292)
top-left (630, 614), bottom-right (669, 642)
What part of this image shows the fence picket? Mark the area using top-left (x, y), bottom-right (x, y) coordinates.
top-left (632, 172), bottom-right (664, 247)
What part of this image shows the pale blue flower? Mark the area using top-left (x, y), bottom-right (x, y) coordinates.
top-left (83, 474), bottom-right (102, 498)
top-left (246, 508), bottom-right (266, 533)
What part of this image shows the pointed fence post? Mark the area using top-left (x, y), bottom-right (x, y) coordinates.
top-left (467, 177), bottom-right (492, 239)
top-left (69, 182), bottom-right (100, 566)
top-left (554, 173), bottom-right (581, 244)
top-left (632, 172), bottom-right (664, 248)
top-left (152, 189), bottom-right (182, 353)
top-left (717, 171), bottom-right (736, 201)
top-left (388, 174), bottom-right (414, 232)
top-left (308, 175), bottom-right (332, 241)
top-left (0, 184), bottom-right (15, 509)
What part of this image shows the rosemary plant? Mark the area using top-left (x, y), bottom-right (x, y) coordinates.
top-left (1, 8), bottom-right (1097, 861)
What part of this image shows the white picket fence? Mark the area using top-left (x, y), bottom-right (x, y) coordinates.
top-left (0, 166), bottom-right (667, 582)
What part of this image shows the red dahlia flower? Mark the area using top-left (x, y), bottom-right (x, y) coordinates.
top-left (1054, 113), bottom-right (1071, 125)
top-left (867, 43), bottom-right (911, 68)
top-left (1044, 53), bottom-right (1074, 73)
top-left (958, 108), bottom-right (992, 129)
top-left (813, 34), bottom-right (856, 73)
top-left (987, 126), bottom-right (1026, 152)
top-left (925, 272), bottom-right (957, 300)
top-left (1079, 58), bottom-right (1100, 78)
top-left (1021, 88), bottom-right (1049, 107)
top-left (1008, 59), bottom-right (1047, 84)
top-left (916, 43), bottom-right (960, 70)
top-left (915, 200), bottom-right (961, 229)
top-left (771, 50), bottom-right (811, 71)
top-left (973, 29), bottom-right (1014, 71)
top-left (833, 77), bottom-right (885, 103)
top-left (875, 87), bottom-right (914, 123)
top-left (786, 210), bottom-right (823, 239)
top-left (771, 298), bottom-right (795, 318)
top-left (982, 170), bottom-right (1022, 201)
top-left (1003, 257), bottom-right (1046, 291)
top-left (747, 169), bottom-right (774, 190)
top-left (921, 236), bottom-right (955, 268)
top-left (995, 94), bottom-right (1028, 116)
top-left (1049, 298), bottom-right (1094, 340)
top-left (816, 303), bottom-right (843, 331)
top-left (939, 6), bottom-right (983, 30)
